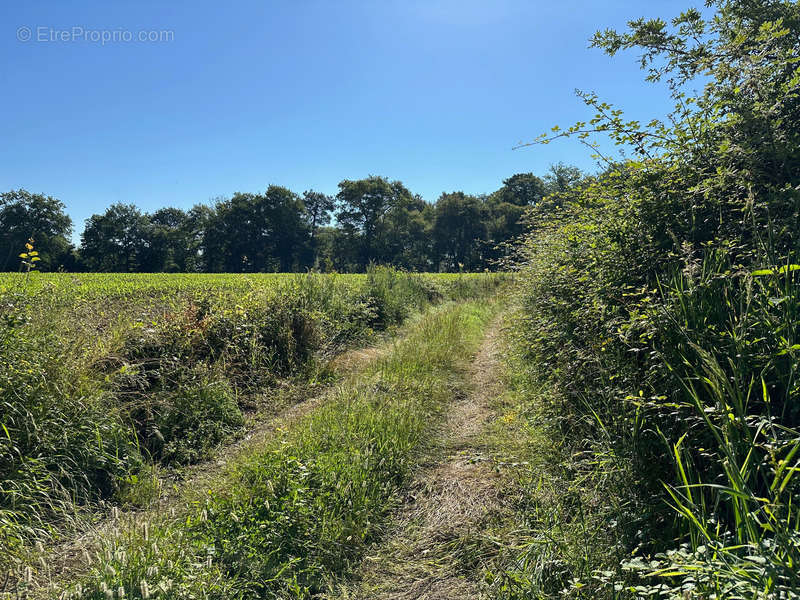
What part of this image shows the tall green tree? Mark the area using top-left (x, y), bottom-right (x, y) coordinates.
top-left (336, 176), bottom-right (417, 270)
top-left (486, 173), bottom-right (546, 246)
top-left (543, 162), bottom-right (585, 195)
top-left (141, 207), bottom-right (205, 272)
top-left (80, 204), bottom-right (150, 272)
top-left (315, 226), bottom-right (354, 272)
top-left (484, 167), bottom-right (585, 264)
top-left (381, 194), bottom-right (433, 270)
top-left (204, 186), bottom-right (311, 272)
top-left (494, 172), bottom-right (546, 207)
top-left (302, 190), bottom-right (335, 267)
top-left (432, 192), bottom-right (487, 271)
top-left (184, 204), bottom-right (214, 272)
top-left (0, 189), bottom-right (73, 271)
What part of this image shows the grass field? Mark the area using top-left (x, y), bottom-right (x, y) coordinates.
top-left (50, 298), bottom-right (501, 599)
top-left (0, 268), bottom-right (507, 587)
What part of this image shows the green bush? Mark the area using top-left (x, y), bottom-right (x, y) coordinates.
top-left (500, 1), bottom-right (800, 597)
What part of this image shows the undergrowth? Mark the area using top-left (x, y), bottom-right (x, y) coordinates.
top-left (0, 269), bottom-right (506, 577)
top-left (488, 1), bottom-right (800, 598)
top-left (45, 299), bottom-right (498, 599)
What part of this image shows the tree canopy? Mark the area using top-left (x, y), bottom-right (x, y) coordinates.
top-left (0, 190), bottom-right (74, 272)
top-left (2, 166), bottom-right (586, 273)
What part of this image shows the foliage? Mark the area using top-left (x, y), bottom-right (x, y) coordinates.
top-left (500, 0), bottom-right (800, 597)
top-left (81, 203), bottom-right (152, 272)
top-left (203, 186), bottom-right (312, 273)
top-left (433, 191), bottom-right (488, 271)
top-left (0, 270), bottom-right (506, 574)
top-left (0, 290), bottom-right (140, 559)
top-left (302, 189), bottom-right (335, 267)
top-left (336, 176), bottom-right (421, 270)
top-left (55, 299), bottom-right (498, 599)
top-left (2, 165), bottom-right (588, 274)
top-left (0, 190), bottom-right (74, 272)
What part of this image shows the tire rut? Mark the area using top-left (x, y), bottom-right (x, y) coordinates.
top-left (13, 344), bottom-right (389, 599)
top-left (332, 316), bottom-right (507, 600)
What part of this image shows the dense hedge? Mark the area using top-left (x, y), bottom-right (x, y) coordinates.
top-left (506, 1), bottom-right (800, 597)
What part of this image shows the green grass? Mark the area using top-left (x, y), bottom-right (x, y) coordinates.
top-left (0, 269), bottom-right (507, 577)
top-left (489, 206), bottom-right (800, 598)
top-left (481, 309), bottom-right (635, 599)
top-left (44, 298), bottom-right (500, 599)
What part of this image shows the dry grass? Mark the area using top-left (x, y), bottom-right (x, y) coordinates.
top-left (329, 346), bottom-right (389, 372)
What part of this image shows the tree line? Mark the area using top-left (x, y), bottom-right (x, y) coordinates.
top-left (0, 164), bottom-right (584, 273)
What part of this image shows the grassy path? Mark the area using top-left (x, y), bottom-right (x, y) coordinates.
top-left (13, 298), bottom-right (503, 600)
top-left (15, 339), bottom-right (390, 598)
top-left (329, 315), bottom-right (511, 599)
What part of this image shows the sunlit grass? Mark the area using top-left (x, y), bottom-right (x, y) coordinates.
top-left (0, 269), bottom-right (508, 583)
top-left (51, 299), bottom-right (500, 599)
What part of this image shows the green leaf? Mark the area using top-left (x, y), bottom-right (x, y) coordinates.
top-left (777, 264), bottom-right (800, 274)
top-left (776, 344), bottom-right (800, 356)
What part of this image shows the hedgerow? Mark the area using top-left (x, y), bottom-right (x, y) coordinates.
top-left (497, 1), bottom-right (800, 597)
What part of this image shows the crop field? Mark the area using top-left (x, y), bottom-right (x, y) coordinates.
top-left (0, 271), bottom-right (498, 306)
top-left (0, 269), bottom-right (508, 593)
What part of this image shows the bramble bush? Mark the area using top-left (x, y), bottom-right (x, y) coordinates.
top-left (501, 1), bottom-right (800, 597)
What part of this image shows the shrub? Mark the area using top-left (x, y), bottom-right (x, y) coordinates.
top-left (502, 1), bottom-right (800, 596)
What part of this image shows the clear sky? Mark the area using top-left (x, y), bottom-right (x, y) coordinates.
top-left (1, 1), bottom-right (701, 241)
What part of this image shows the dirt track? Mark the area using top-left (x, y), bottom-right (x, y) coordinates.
top-left (332, 316), bottom-right (507, 600)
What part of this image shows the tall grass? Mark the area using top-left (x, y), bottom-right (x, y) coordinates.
top-left (617, 259), bottom-right (800, 598)
top-left (496, 212), bottom-right (800, 599)
top-left (0, 270), bottom-right (507, 576)
top-left (47, 299), bottom-right (498, 599)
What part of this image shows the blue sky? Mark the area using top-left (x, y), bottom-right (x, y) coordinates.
top-left (0, 1), bottom-right (701, 241)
